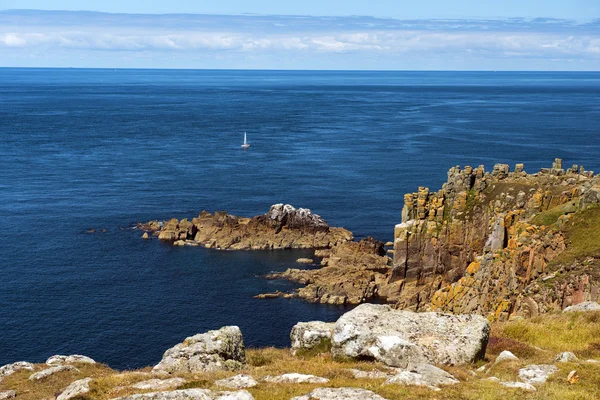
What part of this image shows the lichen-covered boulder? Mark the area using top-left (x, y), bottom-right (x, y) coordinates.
top-left (215, 374), bottom-right (258, 389)
top-left (385, 363), bottom-right (459, 390)
top-left (264, 373), bottom-right (328, 384)
top-left (518, 364), bottom-right (558, 386)
top-left (0, 361), bottom-right (34, 379)
top-left (130, 378), bottom-right (186, 391)
top-left (153, 326), bottom-right (245, 373)
top-left (291, 388), bottom-right (389, 400)
top-left (563, 301), bottom-right (600, 313)
top-left (331, 304), bottom-right (490, 368)
top-left (111, 389), bottom-right (254, 400)
top-left (56, 378), bottom-right (92, 400)
top-left (29, 365), bottom-right (79, 381)
top-left (290, 321), bottom-right (334, 355)
top-left (0, 391), bottom-right (17, 400)
top-left (46, 355), bottom-right (96, 365)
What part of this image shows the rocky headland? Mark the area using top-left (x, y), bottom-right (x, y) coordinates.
top-left (139, 204), bottom-right (352, 250)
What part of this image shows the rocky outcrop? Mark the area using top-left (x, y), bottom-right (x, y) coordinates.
top-left (384, 363), bottom-right (459, 390)
top-left (263, 237), bottom-right (391, 305)
top-left (263, 373), bottom-right (329, 384)
top-left (518, 364), bottom-right (558, 386)
top-left (290, 321), bottom-right (334, 355)
top-left (331, 304), bottom-right (489, 368)
top-left (563, 301), bottom-right (600, 313)
top-left (291, 388), bottom-right (389, 400)
top-left (131, 378), bottom-right (186, 391)
top-left (388, 159), bottom-right (600, 320)
top-left (56, 378), bottom-right (92, 400)
top-left (0, 361), bottom-right (34, 381)
top-left (46, 354), bottom-right (96, 365)
top-left (111, 389), bottom-right (254, 400)
top-left (29, 365), bottom-right (79, 381)
top-left (153, 326), bottom-right (245, 374)
top-left (139, 204), bottom-right (352, 250)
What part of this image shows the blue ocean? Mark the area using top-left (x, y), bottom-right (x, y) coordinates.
top-left (1, 69), bottom-right (599, 370)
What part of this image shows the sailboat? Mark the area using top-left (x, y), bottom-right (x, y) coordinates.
top-left (241, 132), bottom-right (250, 149)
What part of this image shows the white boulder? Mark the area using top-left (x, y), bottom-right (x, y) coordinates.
top-left (0, 391), bottom-right (16, 400)
top-left (56, 378), bottom-right (93, 400)
top-left (131, 378), bottom-right (187, 391)
top-left (29, 365), bottom-right (79, 381)
top-left (494, 350), bottom-right (519, 364)
top-left (215, 374), bottom-right (258, 389)
top-left (291, 387), bottom-right (389, 400)
top-left (264, 373), bottom-right (328, 384)
top-left (47, 355), bottom-right (96, 366)
top-left (0, 361), bottom-right (34, 379)
top-left (153, 326), bottom-right (246, 373)
top-left (563, 301), bottom-right (600, 313)
top-left (554, 352), bottom-right (578, 363)
top-left (290, 321), bottom-right (334, 355)
top-left (385, 364), bottom-right (459, 390)
top-left (110, 389), bottom-right (254, 400)
top-left (518, 364), bottom-right (558, 386)
top-left (499, 381), bottom-right (536, 392)
top-left (331, 304), bottom-right (490, 367)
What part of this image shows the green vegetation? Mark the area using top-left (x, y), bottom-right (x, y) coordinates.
top-left (555, 204), bottom-right (600, 264)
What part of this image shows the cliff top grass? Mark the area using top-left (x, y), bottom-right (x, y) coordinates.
top-left (555, 204), bottom-right (600, 265)
top-left (2, 312), bottom-right (600, 400)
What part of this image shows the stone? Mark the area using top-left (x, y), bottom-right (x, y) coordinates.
top-left (290, 321), bottom-right (334, 355)
top-left (567, 370), bottom-right (579, 384)
top-left (563, 301), bottom-right (600, 313)
top-left (499, 381), bottom-right (536, 392)
top-left (111, 389), bottom-right (254, 400)
top-left (0, 391), bottom-right (16, 400)
top-left (518, 364), bottom-right (558, 386)
top-left (153, 326), bottom-right (245, 373)
top-left (291, 387), bottom-right (389, 400)
top-left (385, 364), bottom-right (458, 390)
top-left (29, 365), bottom-right (79, 381)
top-left (131, 378), bottom-right (187, 391)
top-left (214, 374), bottom-right (258, 389)
top-left (46, 354), bottom-right (96, 365)
top-left (263, 373), bottom-right (329, 384)
top-left (0, 361), bottom-right (34, 378)
top-left (346, 369), bottom-right (391, 379)
top-left (331, 304), bottom-right (490, 368)
top-left (296, 258), bottom-right (314, 264)
top-left (554, 352), bottom-right (578, 363)
top-left (56, 378), bottom-right (92, 400)
top-left (494, 350), bottom-right (519, 364)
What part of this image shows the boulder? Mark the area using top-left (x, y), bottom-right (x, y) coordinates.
top-left (518, 364), bottom-right (558, 386)
top-left (554, 352), bottom-right (578, 363)
top-left (385, 364), bottom-right (459, 390)
top-left (111, 389), bottom-right (254, 400)
top-left (0, 361), bottom-right (34, 379)
top-left (331, 304), bottom-right (490, 367)
top-left (0, 391), bottom-right (16, 400)
top-left (131, 378), bottom-right (187, 391)
top-left (264, 373), bottom-right (329, 384)
top-left (499, 381), bottom-right (536, 392)
top-left (567, 370), bottom-right (579, 384)
top-left (563, 301), bottom-right (600, 313)
top-left (153, 326), bottom-right (245, 373)
top-left (29, 365), bottom-right (79, 381)
top-left (494, 350), bottom-right (519, 364)
top-left (346, 369), bottom-right (391, 379)
top-left (46, 355), bottom-right (96, 365)
top-left (56, 378), bottom-right (92, 400)
top-left (296, 258), bottom-right (314, 264)
top-left (290, 321), bottom-right (334, 355)
top-left (291, 388), bottom-right (389, 400)
top-left (215, 374), bottom-right (258, 389)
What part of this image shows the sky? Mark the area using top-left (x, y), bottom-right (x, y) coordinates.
top-left (0, 0), bottom-right (599, 70)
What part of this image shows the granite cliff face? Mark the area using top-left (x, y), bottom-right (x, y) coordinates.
top-left (390, 159), bottom-right (600, 320)
top-left (139, 204), bottom-right (353, 250)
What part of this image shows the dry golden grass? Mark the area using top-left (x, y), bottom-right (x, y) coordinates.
top-left (1, 313), bottom-right (600, 400)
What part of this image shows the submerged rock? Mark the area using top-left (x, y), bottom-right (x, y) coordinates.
top-left (290, 321), bottom-right (334, 355)
top-left (331, 304), bottom-right (490, 368)
top-left (291, 387), bottom-right (389, 400)
top-left (153, 326), bottom-right (246, 374)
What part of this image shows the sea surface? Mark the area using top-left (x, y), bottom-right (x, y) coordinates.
top-left (1, 69), bottom-right (599, 369)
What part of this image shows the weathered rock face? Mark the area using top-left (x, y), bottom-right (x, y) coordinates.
top-left (131, 378), bottom-right (186, 391)
top-left (389, 160), bottom-right (600, 320)
top-left (46, 354), bottom-right (96, 365)
top-left (0, 361), bottom-right (34, 380)
top-left (29, 365), bottom-right (79, 381)
top-left (214, 374), bottom-right (258, 389)
top-left (140, 204), bottom-right (352, 250)
top-left (153, 326), bottom-right (246, 374)
top-left (331, 304), bottom-right (490, 368)
top-left (264, 237), bottom-right (391, 305)
top-left (56, 378), bottom-right (92, 400)
top-left (384, 363), bottom-right (459, 390)
top-left (290, 321), bottom-right (335, 355)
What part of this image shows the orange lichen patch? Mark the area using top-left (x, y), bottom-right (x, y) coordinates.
top-left (466, 261), bottom-right (481, 275)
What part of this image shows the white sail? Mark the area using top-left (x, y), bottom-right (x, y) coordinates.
top-left (241, 131), bottom-right (250, 148)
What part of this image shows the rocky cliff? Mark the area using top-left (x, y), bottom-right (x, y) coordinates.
top-left (390, 158), bottom-right (600, 320)
top-left (139, 204), bottom-right (353, 250)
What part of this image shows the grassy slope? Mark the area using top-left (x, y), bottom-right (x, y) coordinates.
top-left (2, 312), bottom-right (600, 400)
